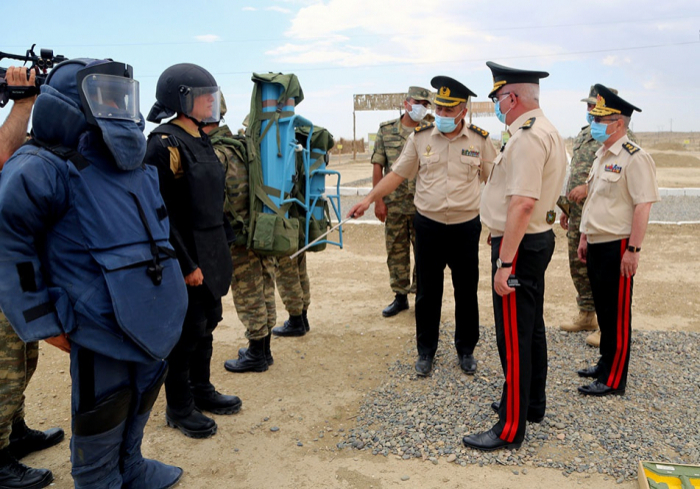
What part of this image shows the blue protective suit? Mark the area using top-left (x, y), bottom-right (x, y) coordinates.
top-left (0, 60), bottom-right (187, 489)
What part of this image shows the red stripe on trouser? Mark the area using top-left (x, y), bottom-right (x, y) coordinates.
top-left (500, 253), bottom-right (520, 443)
top-left (608, 240), bottom-right (630, 388)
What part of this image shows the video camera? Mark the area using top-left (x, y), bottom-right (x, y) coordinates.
top-left (0, 44), bottom-right (67, 108)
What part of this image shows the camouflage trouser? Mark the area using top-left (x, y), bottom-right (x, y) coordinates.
top-left (0, 314), bottom-right (38, 449)
top-left (230, 246), bottom-right (277, 341)
top-left (275, 252), bottom-right (310, 316)
top-left (385, 209), bottom-right (416, 295)
top-left (567, 206), bottom-right (595, 312)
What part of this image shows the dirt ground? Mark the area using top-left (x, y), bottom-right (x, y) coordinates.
top-left (22, 217), bottom-right (700, 488)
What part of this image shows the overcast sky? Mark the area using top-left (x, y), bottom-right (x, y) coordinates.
top-left (2, 0), bottom-right (699, 141)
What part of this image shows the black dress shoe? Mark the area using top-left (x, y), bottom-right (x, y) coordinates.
top-left (193, 390), bottom-right (242, 415)
top-left (578, 380), bottom-right (625, 397)
top-left (382, 294), bottom-right (408, 318)
top-left (166, 407), bottom-right (217, 439)
top-left (0, 449), bottom-right (53, 489)
top-left (490, 402), bottom-right (544, 423)
top-left (8, 419), bottom-right (64, 460)
top-left (459, 354), bottom-right (477, 375)
top-left (415, 355), bottom-right (433, 377)
top-left (462, 429), bottom-right (522, 451)
top-left (577, 365), bottom-right (600, 378)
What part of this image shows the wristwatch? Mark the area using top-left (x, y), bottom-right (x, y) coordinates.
top-left (626, 245), bottom-right (641, 253)
top-left (496, 258), bottom-right (513, 269)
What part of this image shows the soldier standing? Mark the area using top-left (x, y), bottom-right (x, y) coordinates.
top-left (558, 86), bottom-right (637, 348)
top-left (371, 87), bottom-right (432, 317)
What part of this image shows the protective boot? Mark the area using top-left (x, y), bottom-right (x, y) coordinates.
top-left (586, 330), bottom-right (601, 347)
top-left (0, 448), bottom-right (53, 489)
top-left (8, 419), bottom-right (64, 460)
top-left (165, 407), bottom-right (217, 439)
top-left (71, 388), bottom-right (132, 489)
top-left (272, 315), bottom-right (306, 337)
top-left (190, 337), bottom-right (242, 415)
top-left (382, 294), bottom-right (409, 318)
top-left (301, 310), bottom-right (310, 332)
top-left (237, 334), bottom-right (273, 366)
top-left (559, 310), bottom-right (598, 332)
top-left (224, 338), bottom-right (268, 373)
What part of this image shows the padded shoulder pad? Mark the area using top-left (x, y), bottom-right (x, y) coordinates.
top-left (623, 142), bottom-right (640, 155)
top-left (520, 117), bottom-right (536, 130)
top-left (469, 124), bottom-right (489, 138)
top-left (415, 121), bottom-right (434, 133)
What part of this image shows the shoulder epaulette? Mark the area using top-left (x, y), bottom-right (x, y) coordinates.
top-left (468, 124), bottom-right (489, 138)
top-left (520, 117), bottom-right (536, 130)
top-left (379, 119), bottom-right (396, 128)
top-left (415, 121), bottom-right (434, 133)
top-left (623, 142), bottom-right (640, 155)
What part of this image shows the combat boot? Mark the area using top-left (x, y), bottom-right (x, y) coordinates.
top-left (8, 419), bottom-right (64, 460)
top-left (165, 407), bottom-right (217, 439)
top-left (193, 389), bottom-right (242, 415)
top-left (0, 448), bottom-right (53, 489)
top-left (301, 310), bottom-right (310, 332)
top-left (224, 338), bottom-right (269, 372)
top-left (382, 294), bottom-right (409, 318)
top-left (272, 315), bottom-right (306, 337)
top-left (586, 330), bottom-right (601, 347)
top-left (559, 310), bottom-right (598, 332)
top-left (237, 334), bottom-right (274, 365)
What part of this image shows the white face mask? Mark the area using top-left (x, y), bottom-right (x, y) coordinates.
top-left (408, 103), bottom-right (428, 122)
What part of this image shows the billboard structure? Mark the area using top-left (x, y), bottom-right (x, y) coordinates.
top-left (352, 92), bottom-right (495, 158)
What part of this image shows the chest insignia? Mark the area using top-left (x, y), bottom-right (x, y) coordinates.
top-left (462, 145), bottom-right (480, 157)
top-left (423, 145), bottom-right (432, 156)
top-left (604, 163), bottom-right (622, 174)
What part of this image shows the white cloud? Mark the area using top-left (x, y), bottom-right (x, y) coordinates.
top-left (603, 56), bottom-right (617, 66)
top-left (195, 35), bottom-right (221, 43)
top-left (266, 6), bottom-right (292, 14)
top-left (242, 6), bottom-right (256, 11)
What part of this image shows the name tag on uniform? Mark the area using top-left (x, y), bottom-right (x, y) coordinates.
top-left (604, 163), bottom-right (622, 173)
top-left (462, 146), bottom-right (480, 158)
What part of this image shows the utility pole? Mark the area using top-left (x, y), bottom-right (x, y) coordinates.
top-left (670, 119), bottom-right (673, 132)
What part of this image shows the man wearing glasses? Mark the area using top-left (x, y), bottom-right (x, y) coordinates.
top-left (576, 85), bottom-right (658, 397)
top-left (464, 62), bottom-right (566, 451)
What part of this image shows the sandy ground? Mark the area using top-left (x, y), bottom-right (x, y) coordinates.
top-left (22, 217), bottom-right (700, 488)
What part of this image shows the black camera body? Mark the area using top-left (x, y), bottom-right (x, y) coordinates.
top-left (0, 45), bottom-right (67, 108)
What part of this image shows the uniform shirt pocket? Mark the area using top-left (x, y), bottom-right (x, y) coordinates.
top-left (598, 170), bottom-right (623, 197)
top-left (418, 154), bottom-right (441, 186)
top-left (459, 155), bottom-right (480, 182)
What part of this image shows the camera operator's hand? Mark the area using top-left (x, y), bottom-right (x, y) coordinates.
top-left (5, 66), bottom-right (37, 104)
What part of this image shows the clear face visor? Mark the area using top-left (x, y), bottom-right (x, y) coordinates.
top-left (180, 86), bottom-right (221, 123)
top-left (81, 74), bottom-right (140, 122)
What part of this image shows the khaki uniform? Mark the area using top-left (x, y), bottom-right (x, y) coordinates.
top-left (275, 253), bottom-right (310, 316)
top-left (371, 118), bottom-right (417, 295)
top-left (391, 121), bottom-right (497, 359)
top-left (210, 125), bottom-right (277, 341)
top-left (0, 313), bottom-right (38, 449)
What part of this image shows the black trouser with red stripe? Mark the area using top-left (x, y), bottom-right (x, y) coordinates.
top-left (414, 212), bottom-right (481, 359)
top-left (491, 230), bottom-right (554, 443)
top-left (586, 239), bottom-right (633, 390)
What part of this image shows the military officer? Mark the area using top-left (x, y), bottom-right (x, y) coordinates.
top-left (371, 86), bottom-right (431, 317)
top-left (558, 86), bottom-right (638, 349)
top-left (576, 85), bottom-right (659, 397)
top-left (347, 76), bottom-right (498, 378)
top-left (463, 62), bottom-right (567, 452)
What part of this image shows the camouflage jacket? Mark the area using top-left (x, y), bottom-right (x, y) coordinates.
top-left (371, 117), bottom-right (416, 214)
top-left (560, 125), bottom-right (637, 213)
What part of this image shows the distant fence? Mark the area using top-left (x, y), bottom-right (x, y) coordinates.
top-left (330, 138), bottom-right (365, 155)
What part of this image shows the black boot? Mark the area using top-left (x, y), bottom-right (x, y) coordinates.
top-left (0, 448), bottom-right (53, 489)
top-left (165, 407), bottom-right (217, 439)
top-left (193, 388), bottom-right (242, 415)
top-left (301, 310), bottom-right (310, 332)
top-left (272, 315), bottom-right (306, 337)
top-left (8, 419), bottom-right (64, 460)
top-left (237, 334), bottom-right (274, 366)
top-left (224, 338), bottom-right (269, 372)
top-left (382, 294), bottom-right (409, 317)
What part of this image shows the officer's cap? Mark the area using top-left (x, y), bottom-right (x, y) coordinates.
top-left (581, 85), bottom-right (619, 104)
top-left (407, 86), bottom-right (431, 103)
top-left (430, 76), bottom-right (476, 107)
top-left (486, 61), bottom-right (549, 98)
top-left (589, 84), bottom-right (641, 117)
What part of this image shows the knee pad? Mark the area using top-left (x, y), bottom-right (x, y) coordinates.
top-left (137, 366), bottom-right (167, 415)
top-left (73, 388), bottom-right (132, 437)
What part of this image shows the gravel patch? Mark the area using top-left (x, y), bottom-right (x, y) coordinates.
top-left (338, 324), bottom-right (700, 481)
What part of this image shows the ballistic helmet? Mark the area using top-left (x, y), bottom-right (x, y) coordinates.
top-left (147, 63), bottom-right (220, 124)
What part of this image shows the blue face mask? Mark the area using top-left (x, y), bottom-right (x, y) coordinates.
top-left (435, 114), bottom-right (459, 133)
top-left (590, 121), bottom-right (611, 143)
top-left (586, 112), bottom-right (594, 125)
top-left (494, 98), bottom-right (512, 125)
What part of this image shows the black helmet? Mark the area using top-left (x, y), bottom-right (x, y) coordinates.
top-left (147, 63), bottom-right (220, 124)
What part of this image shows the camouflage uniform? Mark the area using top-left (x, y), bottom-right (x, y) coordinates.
top-left (275, 253), bottom-right (310, 316)
top-left (0, 312), bottom-right (38, 450)
top-left (210, 125), bottom-right (277, 341)
top-left (559, 126), bottom-right (637, 312)
top-left (372, 118), bottom-right (417, 295)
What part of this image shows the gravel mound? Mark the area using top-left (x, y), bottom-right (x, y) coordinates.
top-left (339, 324), bottom-right (700, 482)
